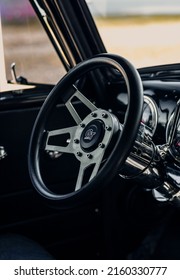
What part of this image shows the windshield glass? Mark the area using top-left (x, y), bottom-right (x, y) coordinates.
top-left (87, 0), bottom-right (180, 68)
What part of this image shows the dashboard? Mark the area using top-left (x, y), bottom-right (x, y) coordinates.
top-left (117, 80), bottom-right (180, 146)
top-left (115, 77), bottom-right (180, 203)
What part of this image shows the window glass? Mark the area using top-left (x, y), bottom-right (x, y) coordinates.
top-left (1, 0), bottom-right (66, 85)
top-left (87, 0), bottom-right (180, 68)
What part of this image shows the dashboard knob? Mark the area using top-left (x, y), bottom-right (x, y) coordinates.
top-left (0, 146), bottom-right (7, 160)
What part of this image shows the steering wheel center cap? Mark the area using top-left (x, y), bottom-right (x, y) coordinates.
top-left (73, 109), bottom-right (120, 162)
top-left (80, 120), bottom-right (104, 151)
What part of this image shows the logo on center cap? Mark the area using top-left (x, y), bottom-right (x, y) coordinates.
top-left (84, 129), bottom-right (96, 141)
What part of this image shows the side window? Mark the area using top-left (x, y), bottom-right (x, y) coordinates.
top-left (1, 0), bottom-right (66, 86)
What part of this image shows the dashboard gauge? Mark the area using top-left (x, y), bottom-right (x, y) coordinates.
top-left (141, 96), bottom-right (158, 136)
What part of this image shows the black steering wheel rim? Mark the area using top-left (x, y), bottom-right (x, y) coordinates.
top-left (28, 54), bottom-right (143, 204)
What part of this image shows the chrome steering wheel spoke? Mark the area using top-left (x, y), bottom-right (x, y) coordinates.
top-left (45, 126), bottom-right (77, 154)
top-left (75, 150), bottom-right (105, 191)
top-left (65, 86), bottom-right (98, 124)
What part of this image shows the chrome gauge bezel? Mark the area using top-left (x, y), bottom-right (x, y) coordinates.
top-left (166, 113), bottom-right (174, 142)
top-left (166, 112), bottom-right (180, 163)
top-left (142, 96), bottom-right (158, 136)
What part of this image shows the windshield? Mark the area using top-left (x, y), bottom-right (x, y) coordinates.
top-left (87, 0), bottom-right (180, 68)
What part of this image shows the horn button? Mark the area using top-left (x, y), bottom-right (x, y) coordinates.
top-left (73, 109), bottom-right (120, 160)
top-left (80, 120), bottom-right (105, 152)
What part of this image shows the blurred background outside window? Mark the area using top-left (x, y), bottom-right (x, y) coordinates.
top-left (87, 0), bottom-right (180, 68)
top-left (1, 0), bottom-right (66, 85)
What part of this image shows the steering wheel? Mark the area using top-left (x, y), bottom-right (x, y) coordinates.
top-left (28, 54), bottom-right (143, 205)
